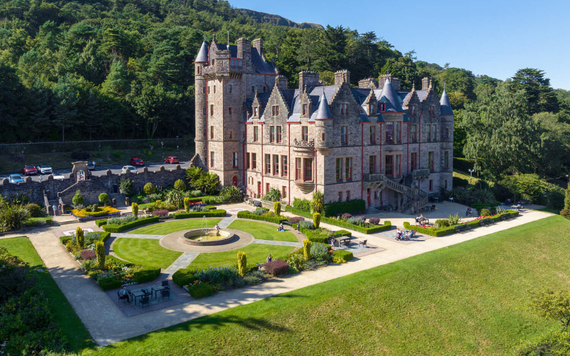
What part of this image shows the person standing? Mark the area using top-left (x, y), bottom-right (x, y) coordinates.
top-left (52, 204), bottom-right (57, 216)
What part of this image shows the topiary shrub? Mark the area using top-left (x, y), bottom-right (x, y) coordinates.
top-left (120, 179), bottom-right (134, 197)
top-left (264, 260), bottom-right (289, 276)
top-left (237, 251), bottom-right (247, 277)
top-left (72, 190), bottom-right (84, 207)
top-left (188, 283), bottom-right (214, 299)
top-left (99, 193), bottom-right (109, 206)
top-left (561, 209), bottom-right (570, 220)
top-left (76, 227), bottom-right (84, 249)
top-left (303, 239), bottom-right (311, 261)
top-left (144, 182), bottom-right (156, 195)
top-left (24, 203), bottom-right (44, 217)
top-left (184, 197), bottom-right (191, 212)
top-left (174, 179), bottom-right (187, 191)
top-left (480, 208), bottom-right (492, 217)
top-left (96, 241), bottom-right (105, 269)
top-left (332, 250), bottom-right (353, 263)
top-left (274, 202), bottom-right (281, 216)
top-left (369, 217), bottom-right (380, 225)
top-left (172, 269), bottom-right (197, 287)
top-left (312, 212), bottom-right (321, 229)
top-left (132, 202), bottom-right (138, 218)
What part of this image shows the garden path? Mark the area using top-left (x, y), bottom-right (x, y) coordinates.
top-left (111, 233), bottom-right (163, 239)
top-left (164, 252), bottom-right (199, 275)
top-left (0, 207), bottom-right (553, 347)
top-left (252, 240), bottom-right (303, 247)
top-left (217, 214), bottom-right (237, 229)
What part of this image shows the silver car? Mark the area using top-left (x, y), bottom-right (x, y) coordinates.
top-left (37, 164), bottom-right (53, 174)
top-left (121, 165), bottom-right (138, 174)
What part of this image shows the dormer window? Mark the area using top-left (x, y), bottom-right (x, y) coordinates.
top-left (379, 102), bottom-right (386, 111)
top-left (272, 106), bottom-right (279, 116)
top-left (411, 105), bottom-right (416, 116)
top-left (369, 104), bottom-right (375, 115)
top-left (254, 107), bottom-right (258, 117)
top-left (429, 105), bottom-right (435, 116)
top-left (340, 103), bottom-right (348, 115)
top-left (302, 104), bottom-right (308, 115)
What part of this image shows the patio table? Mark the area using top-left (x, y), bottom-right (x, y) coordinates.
top-left (132, 290), bottom-right (146, 305)
top-left (151, 286), bottom-right (167, 298)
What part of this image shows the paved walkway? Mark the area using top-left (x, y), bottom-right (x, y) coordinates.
top-left (217, 215), bottom-right (237, 229)
top-left (0, 206), bottom-right (553, 347)
top-left (252, 239), bottom-right (303, 247)
top-left (164, 252), bottom-right (199, 275)
top-left (112, 233), bottom-right (164, 239)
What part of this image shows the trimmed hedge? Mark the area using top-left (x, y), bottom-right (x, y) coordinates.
top-left (134, 268), bottom-right (161, 284)
top-left (59, 231), bottom-right (111, 245)
top-left (323, 199), bottom-right (366, 217)
top-left (188, 283), bottom-right (214, 299)
top-left (335, 230), bottom-right (352, 237)
top-left (332, 250), bottom-right (354, 262)
top-left (185, 196), bottom-right (217, 203)
top-left (172, 269), bottom-right (197, 287)
top-left (98, 276), bottom-right (122, 291)
top-left (471, 202), bottom-right (501, 210)
top-left (286, 206), bottom-right (391, 234)
top-left (102, 216), bottom-right (160, 233)
top-left (301, 228), bottom-right (331, 244)
top-left (172, 209), bottom-right (226, 219)
top-left (95, 219), bottom-right (107, 227)
top-left (236, 211), bottom-right (285, 224)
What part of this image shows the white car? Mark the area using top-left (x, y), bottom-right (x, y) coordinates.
top-left (121, 165), bottom-right (138, 174)
top-left (37, 164), bottom-right (53, 174)
top-left (52, 173), bottom-right (65, 180)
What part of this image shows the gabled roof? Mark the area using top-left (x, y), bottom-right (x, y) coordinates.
top-left (311, 91), bottom-right (333, 120)
top-left (440, 90), bottom-right (454, 116)
top-left (195, 41), bottom-right (209, 63)
top-left (376, 79), bottom-right (404, 113)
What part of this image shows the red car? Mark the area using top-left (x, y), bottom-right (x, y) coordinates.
top-left (129, 158), bottom-right (145, 167)
top-left (164, 156), bottom-right (179, 164)
top-left (22, 165), bottom-right (38, 175)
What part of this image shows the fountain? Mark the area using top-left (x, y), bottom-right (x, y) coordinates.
top-left (179, 217), bottom-right (236, 246)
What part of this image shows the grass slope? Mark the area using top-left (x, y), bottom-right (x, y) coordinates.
top-left (129, 218), bottom-right (222, 235)
top-left (94, 216), bottom-right (570, 355)
top-left (228, 220), bottom-right (299, 242)
top-left (188, 244), bottom-right (295, 271)
top-left (113, 239), bottom-right (182, 269)
top-left (0, 237), bottom-right (94, 353)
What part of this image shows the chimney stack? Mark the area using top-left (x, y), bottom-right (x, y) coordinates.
top-left (334, 70), bottom-right (350, 86)
top-left (252, 38), bottom-right (263, 56)
top-left (421, 77), bottom-right (430, 90)
top-left (277, 75), bottom-right (288, 90)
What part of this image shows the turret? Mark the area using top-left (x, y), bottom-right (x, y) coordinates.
top-left (313, 91), bottom-right (333, 149)
top-left (194, 41), bottom-right (209, 165)
top-left (439, 89), bottom-right (454, 116)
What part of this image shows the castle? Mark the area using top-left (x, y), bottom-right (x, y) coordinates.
top-left (194, 37), bottom-right (454, 212)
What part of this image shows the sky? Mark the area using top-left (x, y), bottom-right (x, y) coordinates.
top-left (229, 0), bottom-right (570, 90)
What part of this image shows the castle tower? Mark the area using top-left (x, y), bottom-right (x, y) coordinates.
top-left (194, 41), bottom-right (209, 167)
top-left (313, 91), bottom-right (333, 150)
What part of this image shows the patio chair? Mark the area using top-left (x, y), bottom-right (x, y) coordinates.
top-left (161, 289), bottom-right (171, 301)
top-left (140, 296), bottom-right (150, 308)
top-left (117, 291), bottom-right (129, 304)
top-left (430, 205), bottom-right (436, 211)
top-left (162, 280), bottom-right (170, 289)
top-left (358, 240), bottom-right (368, 248)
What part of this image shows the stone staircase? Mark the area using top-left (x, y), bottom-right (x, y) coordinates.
top-left (363, 173), bottom-right (428, 213)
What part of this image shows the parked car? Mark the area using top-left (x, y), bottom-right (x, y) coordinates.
top-left (129, 158), bottom-right (145, 166)
top-left (9, 174), bottom-right (24, 184)
top-left (52, 172), bottom-right (65, 180)
top-left (121, 165), bottom-right (138, 174)
top-left (164, 156), bottom-right (179, 164)
top-left (87, 162), bottom-right (96, 171)
top-left (22, 165), bottom-right (38, 175)
top-left (36, 164), bottom-right (53, 175)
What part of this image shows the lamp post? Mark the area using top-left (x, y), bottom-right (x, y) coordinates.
top-left (468, 169), bottom-right (475, 185)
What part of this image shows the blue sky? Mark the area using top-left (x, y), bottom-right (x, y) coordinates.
top-left (230, 0), bottom-right (570, 90)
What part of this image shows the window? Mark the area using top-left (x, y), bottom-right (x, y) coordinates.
top-left (207, 86), bottom-right (210, 94)
top-left (282, 186), bottom-right (287, 199)
top-left (265, 154), bottom-right (271, 174)
top-left (210, 126), bottom-right (214, 139)
top-left (411, 124), bottom-right (418, 142)
top-left (257, 181), bottom-right (261, 197)
top-left (346, 190), bottom-right (350, 201)
top-left (386, 122), bottom-right (394, 143)
top-left (229, 130), bottom-right (233, 139)
top-left (210, 105), bottom-right (214, 116)
top-left (340, 103), bottom-right (348, 115)
top-left (396, 122), bottom-right (402, 143)
top-left (369, 155), bottom-right (376, 174)
top-left (411, 105), bottom-right (416, 116)
top-left (270, 126), bottom-right (275, 143)
top-left (411, 152), bottom-right (417, 171)
top-left (302, 104), bottom-right (308, 115)
top-left (232, 152), bottom-right (238, 168)
top-left (212, 59), bottom-right (215, 66)
top-left (338, 191), bottom-right (343, 203)
top-left (428, 151), bottom-right (434, 172)
top-left (273, 155), bottom-right (279, 175)
top-left (444, 127), bottom-right (450, 139)
top-left (295, 158), bottom-right (302, 180)
top-left (379, 102), bottom-right (385, 111)
top-left (263, 86), bottom-right (267, 93)
top-left (246, 153), bottom-right (250, 169)
top-left (336, 158), bottom-right (342, 181)
top-left (197, 66), bottom-right (201, 75)
top-left (429, 179), bottom-right (433, 191)
top-left (213, 86), bottom-right (216, 94)
top-left (253, 126), bottom-right (259, 142)
top-left (429, 105), bottom-right (435, 116)
top-left (426, 124), bottom-right (431, 141)
top-left (444, 179), bottom-right (448, 190)
top-left (444, 151), bottom-right (449, 168)
top-left (385, 155), bottom-right (393, 176)
top-left (252, 86), bottom-right (255, 93)
top-left (345, 157), bottom-right (352, 180)
top-left (203, 108), bottom-right (206, 115)
top-left (272, 105), bottom-right (279, 116)
top-left (370, 126), bottom-right (376, 144)
top-left (304, 158), bottom-right (313, 181)
top-left (210, 152), bottom-right (215, 167)
top-left (302, 126), bottom-right (308, 141)
top-left (431, 124), bottom-right (436, 141)
top-left (252, 153), bottom-right (257, 170)
top-left (321, 133), bottom-right (325, 141)
top-left (277, 126), bottom-right (282, 143)
top-left (396, 155), bottom-right (401, 176)
top-left (229, 107), bottom-right (232, 115)
top-left (341, 126), bottom-right (348, 145)
top-left (254, 107), bottom-right (258, 117)
top-left (228, 84), bottom-right (232, 93)
top-left (369, 104), bottom-right (375, 115)
top-left (282, 156), bottom-right (288, 176)
top-left (202, 86), bottom-right (206, 93)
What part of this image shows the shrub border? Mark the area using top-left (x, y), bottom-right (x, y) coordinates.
top-left (286, 206), bottom-right (391, 234)
top-left (172, 210), bottom-right (226, 219)
top-left (102, 216), bottom-right (160, 233)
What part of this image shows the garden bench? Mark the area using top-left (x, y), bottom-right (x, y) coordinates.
top-left (281, 220), bottom-right (293, 226)
top-left (454, 225), bottom-right (470, 233)
top-left (480, 219), bottom-right (491, 226)
top-left (358, 240), bottom-right (368, 247)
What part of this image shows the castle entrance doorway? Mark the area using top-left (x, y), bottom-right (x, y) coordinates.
top-left (232, 176), bottom-right (238, 186)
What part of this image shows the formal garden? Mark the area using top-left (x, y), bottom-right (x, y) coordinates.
top-left (0, 196), bottom-right (53, 232)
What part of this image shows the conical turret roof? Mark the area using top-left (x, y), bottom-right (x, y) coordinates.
top-left (195, 41), bottom-right (209, 63)
top-left (379, 78), bottom-right (403, 113)
top-left (440, 90), bottom-right (454, 116)
top-left (312, 91), bottom-right (333, 120)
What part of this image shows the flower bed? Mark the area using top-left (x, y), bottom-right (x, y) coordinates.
top-left (71, 206), bottom-right (120, 220)
top-left (172, 209), bottom-right (227, 219)
top-left (285, 206), bottom-right (391, 234)
top-left (236, 210), bottom-right (286, 224)
top-left (101, 216), bottom-right (159, 233)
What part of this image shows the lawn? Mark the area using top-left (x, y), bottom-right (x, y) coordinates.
top-left (93, 216), bottom-right (570, 355)
top-left (129, 218), bottom-right (222, 235)
top-left (228, 220), bottom-right (299, 242)
top-left (188, 244), bottom-right (296, 270)
top-left (0, 237), bottom-right (94, 353)
top-left (113, 238), bottom-right (183, 269)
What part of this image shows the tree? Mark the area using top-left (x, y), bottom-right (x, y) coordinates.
top-left (274, 202), bottom-right (281, 216)
top-left (144, 182), bottom-right (156, 195)
top-left (303, 239), bottom-right (311, 261)
top-left (0, 204), bottom-right (29, 231)
top-left (76, 227), bottom-right (84, 249)
top-left (531, 289), bottom-right (570, 329)
top-left (98, 193), bottom-right (109, 206)
top-left (511, 68), bottom-right (559, 115)
top-left (96, 241), bottom-right (105, 269)
top-left (183, 197), bottom-right (191, 213)
top-left (311, 190), bottom-right (324, 214)
top-left (72, 190), bottom-right (84, 207)
top-left (561, 185), bottom-right (570, 219)
top-left (312, 213), bottom-right (321, 229)
top-left (52, 75), bottom-right (81, 142)
top-left (237, 251), bottom-right (247, 277)
top-left (132, 202), bottom-right (138, 218)
top-left (119, 179), bottom-right (134, 197)
top-left (186, 166), bottom-right (204, 188)
top-left (174, 179), bottom-right (186, 191)
top-left (194, 172), bottom-right (220, 195)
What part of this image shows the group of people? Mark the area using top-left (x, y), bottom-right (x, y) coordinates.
top-left (396, 227), bottom-right (416, 241)
top-left (52, 203), bottom-right (63, 216)
top-left (277, 223), bottom-right (285, 232)
top-left (466, 207), bottom-right (473, 217)
top-left (415, 214), bottom-right (426, 224)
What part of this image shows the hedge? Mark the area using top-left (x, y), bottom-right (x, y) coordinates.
top-left (185, 196), bottom-right (217, 203)
top-left (98, 276), bottom-right (122, 291)
top-left (203, 205), bottom-right (217, 211)
top-left (59, 231), bottom-right (111, 245)
top-left (453, 176), bottom-right (470, 188)
top-left (236, 211), bottom-right (285, 224)
top-left (335, 230), bottom-right (352, 237)
top-left (172, 209), bottom-right (227, 219)
top-left (172, 269), bottom-right (197, 287)
top-left (102, 216), bottom-right (160, 232)
top-left (453, 157), bottom-right (475, 173)
top-left (286, 206), bottom-right (391, 234)
top-left (332, 250), bottom-right (354, 262)
top-left (134, 268), bottom-right (161, 284)
top-left (188, 283), bottom-right (214, 299)
top-left (300, 228), bottom-right (331, 244)
top-left (95, 219), bottom-right (107, 227)
top-left (323, 199), bottom-right (366, 217)
top-left (471, 202), bottom-right (501, 210)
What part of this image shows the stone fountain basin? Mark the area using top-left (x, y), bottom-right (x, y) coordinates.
top-left (179, 229), bottom-right (236, 246)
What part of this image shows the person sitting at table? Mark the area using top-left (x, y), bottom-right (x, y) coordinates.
top-left (415, 215), bottom-right (420, 223)
top-left (266, 254), bottom-right (272, 263)
top-left (118, 287), bottom-right (130, 302)
top-left (396, 227), bottom-right (402, 240)
top-left (277, 223), bottom-right (284, 232)
top-left (419, 214), bottom-right (425, 223)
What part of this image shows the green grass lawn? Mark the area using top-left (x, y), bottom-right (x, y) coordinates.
top-left (93, 216), bottom-right (570, 355)
top-left (188, 244), bottom-right (295, 270)
top-left (0, 237), bottom-right (94, 353)
top-left (113, 239), bottom-right (183, 269)
top-left (228, 220), bottom-right (299, 242)
top-left (129, 218), bottom-right (222, 235)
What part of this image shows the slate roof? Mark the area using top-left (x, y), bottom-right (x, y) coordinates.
top-left (374, 79), bottom-right (404, 113)
top-left (311, 91), bottom-right (333, 120)
top-left (440, 90), bottom-right (454, 116)
top-left (195, 41), bottom-right (209, 63)
top-left (211, 43), bottom-right (277, 75)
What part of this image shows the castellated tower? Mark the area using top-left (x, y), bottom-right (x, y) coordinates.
top-left (194, 41), bottom-right (209, 167)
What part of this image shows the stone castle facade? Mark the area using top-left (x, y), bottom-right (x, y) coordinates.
top-left (194, 37), bottom-right (454, 211)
